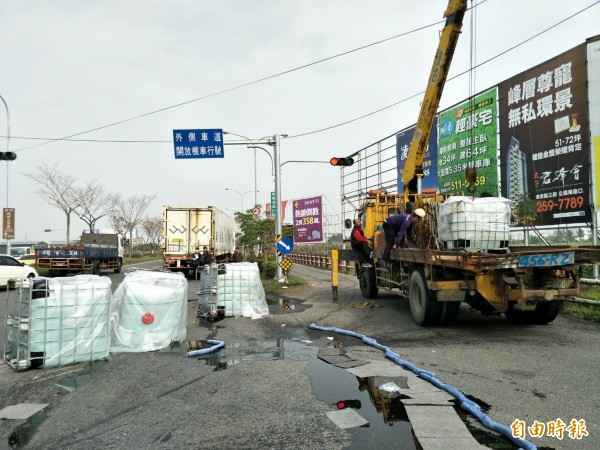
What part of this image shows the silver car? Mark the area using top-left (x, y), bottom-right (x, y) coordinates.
top-left (0, 254), bottom-right (39, 288)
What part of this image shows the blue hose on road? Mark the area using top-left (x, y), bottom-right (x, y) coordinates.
top-left (309, 323), bottom-right (536, 450)
top-left (186, 339), bottom-right (225, 357)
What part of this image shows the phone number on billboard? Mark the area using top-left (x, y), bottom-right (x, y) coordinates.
top-left (536, 196), bottom-right (584, 212)
top-left (450, 175), bottom-right (486, 191)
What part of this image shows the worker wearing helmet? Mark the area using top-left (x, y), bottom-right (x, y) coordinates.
top-left (380, 208), bottom-right (426, 267)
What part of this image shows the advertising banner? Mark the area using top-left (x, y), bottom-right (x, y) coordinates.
top-left (498, 44), bottom-right (590, 225)
top-left (396, 117), bottom-right (438, 192)
top-left (588, 38), bottom-right (600, 210)
top-left (437, 88), bottom-right (499, 196)
top-left (2, 208), bottom-right (15, 240)
top-left (292, 196), bottom-right (323, 243)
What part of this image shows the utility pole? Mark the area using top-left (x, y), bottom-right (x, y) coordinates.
top-left (0, 95), bottom-right (12, 257)
top-left (273, 134), bottom-right (283, 281)
top-left (223, 132), bottom-right (287, 280)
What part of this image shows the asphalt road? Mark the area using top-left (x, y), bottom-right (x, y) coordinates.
top-left (1, 262), bottom-right (598, 449)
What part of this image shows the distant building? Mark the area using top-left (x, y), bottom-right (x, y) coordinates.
top-left (0, 240), bottom-right (49, 256)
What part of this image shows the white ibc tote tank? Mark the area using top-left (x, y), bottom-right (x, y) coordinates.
top-left (109, 271), bottom-right (188, 352)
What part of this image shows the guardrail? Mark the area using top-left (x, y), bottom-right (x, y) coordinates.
top-left (288, 253), bottom-right (355, 274)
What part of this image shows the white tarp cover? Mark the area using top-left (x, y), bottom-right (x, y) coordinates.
top-left (109, 271), bottom-right (187, 352)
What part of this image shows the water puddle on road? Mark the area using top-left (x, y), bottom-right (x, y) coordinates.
top-left (189, 339), bottom-right (313, 370)
top-left (2, 360), bottom-right (108, 449)
top-left (187, 337), bottom-right (419, 448)
top-left (186, 336), bottom-right (518, 448)
top-left (2, 338), bottom-right (517, 449)
top-left (304, 350), bottom-right (419, 450)
top-left (266, 295), bottom-right (312, 314)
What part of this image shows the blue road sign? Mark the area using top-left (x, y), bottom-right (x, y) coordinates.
top-left (173, 129), bottom-right (224, 159)
top-left (276, 237), bottom-right (294, 255)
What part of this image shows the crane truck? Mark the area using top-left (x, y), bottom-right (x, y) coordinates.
top-left (340, 0), bottom-right (600, 326)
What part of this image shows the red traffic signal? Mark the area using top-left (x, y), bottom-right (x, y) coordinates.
top-left (336, 399), bottom-right (362, 409)
top-left (330, 157), bottom-right (354, 167)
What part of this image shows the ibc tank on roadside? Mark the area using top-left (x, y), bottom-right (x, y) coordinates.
top-left (197, 262), bottom-right (268, 319)
top-left (4, 275), bottom-right (112, 371)
top-left (109, 270), bottom-right (187, 352)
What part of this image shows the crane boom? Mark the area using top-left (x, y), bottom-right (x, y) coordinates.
top-left (402, 0), bottom-right (467, 194)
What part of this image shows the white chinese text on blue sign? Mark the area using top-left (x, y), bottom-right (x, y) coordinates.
top-left (173, 129), bottom-right (224, 159)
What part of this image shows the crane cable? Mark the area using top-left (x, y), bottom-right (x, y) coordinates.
top-left (465, 0), bottom-right (479, 195)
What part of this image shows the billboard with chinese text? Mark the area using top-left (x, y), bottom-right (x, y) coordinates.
top-left (498, 44), bottom-right (590, 225)
top-left (588, 37), bottom-right (600, 211)
top-left (396, 118), bottom-right (438, 192)
top-left (292, 196), bottom-right (324, 243)
top-left (437, 88), bottom-right (499, 196)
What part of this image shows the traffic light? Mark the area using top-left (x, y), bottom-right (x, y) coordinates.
top-left (336, 399), bottom-right (362, 409)
top-left (330, 157), bottom-right (354, 167)
top-left (0, 152), bottom-right (17, 161)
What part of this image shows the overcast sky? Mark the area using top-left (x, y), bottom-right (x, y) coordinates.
top-left (1, 0), bottom-right (598, 243)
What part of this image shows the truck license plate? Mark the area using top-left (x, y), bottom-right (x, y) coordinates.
top-left (517, 252), bottom-right (574, 268)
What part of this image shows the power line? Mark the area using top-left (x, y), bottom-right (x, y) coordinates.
top-left (7, 0), bottom-right (596, 148)
top-left (287, 0), bottom-right (599, 139)
top-left (4, 136), bottom-right (170, 143)
top-left (13, 17), bottom-right (449, 153)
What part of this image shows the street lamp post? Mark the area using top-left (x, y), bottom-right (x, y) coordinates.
top-left (224, 188), bottom-right (254, 213)
top-left (223, 131), bottom-right (266, 209)
top-left (1, 94), bottom-right (12, 257)
top-left (44, 229), bottom-right (67, 245)
top-left (223, 133), bottom-right (286, 280)
top-left (273, 135), bottom-right (283, 279)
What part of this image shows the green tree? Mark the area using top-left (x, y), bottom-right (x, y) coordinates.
top-left (512, 198), bottom-right (537, 226)
top-left (235, 212), bottom-right (276, 256)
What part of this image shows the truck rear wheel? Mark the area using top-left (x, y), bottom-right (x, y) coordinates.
top-left (533, 300), bottom-right (561, 324)
top-left (409, 269), bottom-right (441, 326)
top-left (359, 265), bottom-right (378, 299)
top-left (92, 261), bottom-right (101, 275)
top-left (506, 300), bottom-right (561, 325)
top-left (439, 302), bottom-right (460, 325)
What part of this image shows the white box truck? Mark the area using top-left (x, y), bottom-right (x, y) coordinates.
top-left (162, 206), bottom-right (235, 277)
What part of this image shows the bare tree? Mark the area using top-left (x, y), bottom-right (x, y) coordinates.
top-left (141, 216), bottom-right (163, 254)
top-left (24, 162), bottom-right (79, 244)
top-left (73, 179), bottom-right (119, 233)
top-left (110, 214), bottom-right (128, 251)
top-left (110, 194), bottom-right (156, 255)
